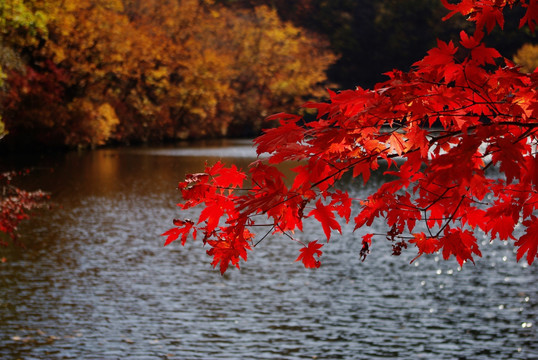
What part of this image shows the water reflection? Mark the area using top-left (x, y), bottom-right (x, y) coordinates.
top-left (0, 141), bottom-right (536, 359)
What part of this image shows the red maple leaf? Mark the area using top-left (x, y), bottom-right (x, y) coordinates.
top-left (198, 201), bottom-right (226, 233)
top-left (165, 1), bottom-right (538, 274)
top-left (413, 39), bottom-right (462, 81)
top-left (207, 229), bottom-right (252, 274)
top-left (296, 240), bottom-right (324, 268)
top-left (409, 232), bottom-right (440, 263)
top-left (162, 219), bottom-right (195, 246)
top-left (330, 190), bottom-right (352, 223)
top-left (470, 43), bottom-right (502, 66)
top-left (459, 30), bottom-right (481, 49)
top-left (387, 132), bottom-right (406, 156)
top-left (308, 199), bottom-right (342, 241)
top-left (415, 39), bottom-right (457, 68)
top-left (211, 164), bottom-right (246, 189)
top-left (441, 0), bottom-right (475, 21)
top-left (476, 3), bottom-right (504, 33)
top-left (352, 161), bottom-right (371, 184)
top-left (439, 229), bottom-right (482, 266)
top-left (520, 0), bottom-right (538, 32)
top-left (254, 115), bottom-right (304, 156)
top-left (488, 137), bottom-right (527, 184)
top-left (515, 218), bottom-right (538, 265)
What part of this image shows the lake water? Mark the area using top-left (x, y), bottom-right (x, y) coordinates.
top-left (0, 139), bottom-right (536, 359)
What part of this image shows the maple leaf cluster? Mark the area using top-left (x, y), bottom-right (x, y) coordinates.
top-left (164, 0), bottom-right (538, 274)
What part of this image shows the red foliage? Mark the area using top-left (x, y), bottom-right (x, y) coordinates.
top-left (296, 240), bottom-right (323, 268)
top-left (0, 171), bottom-right (50, 245)
top-left (2, 62), bottom-right (71, 147)
top-left (164, 0), bottom-right (538, 273)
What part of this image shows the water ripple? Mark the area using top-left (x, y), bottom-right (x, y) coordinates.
top-left (0, 147), bottom-right (536, 359)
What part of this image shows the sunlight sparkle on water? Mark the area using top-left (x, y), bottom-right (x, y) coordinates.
top-left (1, 146), bottom-right (537, 360)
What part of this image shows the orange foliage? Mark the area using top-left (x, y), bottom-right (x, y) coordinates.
top-left (513, 43), bottom-right (538, 73)
top-left (0, 0), bottom-right (336, 146)
top-left (126, 0), bottom-right (336, 138)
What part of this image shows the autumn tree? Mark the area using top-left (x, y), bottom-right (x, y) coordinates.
top-left (205, 5), bottom-right (336, 136)
top-left (164, 0), bottom-right (538, 274)
top-left (0, 0), bottom-right (335, 147)
top-left (125, 0), bottom-right (336, 138)
top-left (0, 1), bottom-right (50, 244)
top-left (0, 0), bottom-right (48, 144)
top-left (220, 0), bottom-right (536, 89)
top-left (0, 0), bottom-right (123, 147)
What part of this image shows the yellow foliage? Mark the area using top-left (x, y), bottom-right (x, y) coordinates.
top-left (513, 43), bottom-right (538, 73)
top-left (0, 115), bottom-right (6, 139)
top-left (95, 102), bottom-right (120, 142)
top-left (1, 0), bottom-right (336, 145)
top-left (0, 64), bottom-right (6, 87)
top-left (131, 2), bottom-right (336, 137)
top-left (67, 99), bottom-right (119, 146)
top-left (0, 0), bottom-right (49, 47)
top-left (198, 5), bottom-right (336, 132)
top-left (44, 0), bottom-right (163, 80)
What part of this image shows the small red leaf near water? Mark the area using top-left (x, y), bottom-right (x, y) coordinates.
top-left (439, 229), bottom-right (481, 267)
top-left (296, 240), bottom-right (323, 268)
top-left (308, 199), bottom-right (342, 241)
top-left (409, 232), bottom-right (440, 263)
top-left (162, 219), bottom-right (195, 246)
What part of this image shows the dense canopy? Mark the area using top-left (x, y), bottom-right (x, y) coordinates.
top-left (0, 0), bottom-right (336, 148)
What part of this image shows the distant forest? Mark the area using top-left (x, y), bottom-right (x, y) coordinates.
top-left (221, 0), bottom-right (536, 88)
top-left (0, 0), bottom-right (535, 149)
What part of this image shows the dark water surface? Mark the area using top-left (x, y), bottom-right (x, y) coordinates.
top-left (0, 140), bottom-right (536, 359)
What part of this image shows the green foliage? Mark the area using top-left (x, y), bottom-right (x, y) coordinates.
top-left (0, 0), bottom-right (48, 45)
